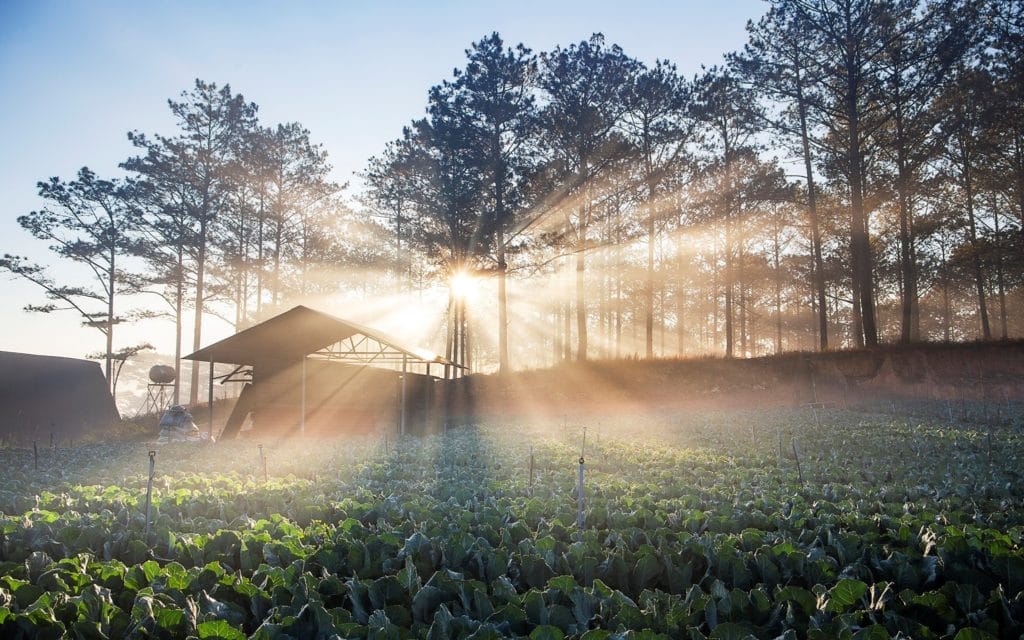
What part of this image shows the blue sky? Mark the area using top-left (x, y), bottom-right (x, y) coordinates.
top-left (0, 0), bottom-right (766, 359)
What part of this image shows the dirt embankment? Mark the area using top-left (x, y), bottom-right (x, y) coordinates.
top-left (445, 341), bottom-right (1024, 419)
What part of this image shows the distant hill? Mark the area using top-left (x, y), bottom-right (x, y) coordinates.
top-left (444, 341), bottom-right (1024, 419)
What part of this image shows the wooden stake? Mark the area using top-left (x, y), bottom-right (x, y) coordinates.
top-left (792, 440), bottom-right (804, 486)
top-left (528, 445), bottom-right (535, 492)
top-left (33, 441), bottom-right (38, 470)
top-left (777, 426), bottom-right (783, 464)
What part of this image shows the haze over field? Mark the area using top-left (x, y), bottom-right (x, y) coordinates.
top-left (3, 4), bottom-right (1024, 637)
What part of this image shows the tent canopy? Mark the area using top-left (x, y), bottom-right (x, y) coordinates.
top-left (184, 305), bottom-right (453, 369)
top-left (0, 351), bottom-right (119, 439)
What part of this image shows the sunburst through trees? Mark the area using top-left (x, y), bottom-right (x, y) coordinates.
top-left (4, 1), bottom-right (1024, 400)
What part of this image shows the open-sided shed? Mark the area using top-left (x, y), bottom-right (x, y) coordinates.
top-left (0, 351), bottom-right (119, 443)
top-left (184, 306), bottom-right (456, 439)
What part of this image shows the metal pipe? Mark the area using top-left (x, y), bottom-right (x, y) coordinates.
top-left (144, 450), bottom-right (156, 538)
top-left (400, 354), bottom-right (408, 437)
top-left (208, 359), bottom-right (214, 437)
top-left (577, 455), bottom-right (585, 541)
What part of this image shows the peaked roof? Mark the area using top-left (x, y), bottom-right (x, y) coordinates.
top-left (184, 305), bottom-right (453, 367)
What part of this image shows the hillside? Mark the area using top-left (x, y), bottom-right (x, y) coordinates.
top-left (446, 341), bottom-right (1024, 420)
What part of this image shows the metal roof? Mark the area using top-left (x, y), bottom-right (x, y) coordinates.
top-left (183, 305), bottom-right (454, 367)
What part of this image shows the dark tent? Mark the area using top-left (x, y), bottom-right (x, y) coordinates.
top-left (0, 351), bottom-right (120, 442)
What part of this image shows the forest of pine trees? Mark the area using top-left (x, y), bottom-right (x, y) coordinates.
top-left (4, 0), bottom-right (1023, 398)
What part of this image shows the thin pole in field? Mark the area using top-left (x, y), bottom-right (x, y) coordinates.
top-left (208, 359), bottom-right (215, 437)
top-left (529, 445), bottom-right (535, 492)
top-left (258, 444), bottom-right (268, 482)
top-left (33, 441), bottom-right (38, 470)
top-left (777, 426), bottom-right (783, 465)
top-left (144, 450), bottom-right (156, 538)
top-left (400, 355), bottom-right (407, 437)
top-left (791, 439), bottom-right (804, 486)
top-left (577, 427), bottom-right (586, 542)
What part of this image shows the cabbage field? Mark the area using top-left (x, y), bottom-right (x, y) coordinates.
top-left (1, 407), bottom-right (1023, 639)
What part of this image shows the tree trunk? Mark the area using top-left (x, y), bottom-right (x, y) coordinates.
top-left (848, 105), bottom-right (877, 346)
top-left (962, 148), bottom-right (991, 339)
top-left (941, 248), bottom-right (952, 342)
top-left (676, 238), bottom-right (687, 356)
top-left (497, 229), bottom-right (509, 373)
top-left (494, 135), bottom-right (510, 372)
top-left (461, 297), bottom-right (470, 372)
top-left (576, 196), bottom-right (589, 360)
top-left (644, 146), bottom-right (656, 359)
top-left (992, 199), bottom-right (1008, 339)
top-left (563, 298), bottom-right (572, 362)
top-left (576, 246), bottom-right (587, 361)
top-left (892, 95), bottom-right (920, 344)
top-left (256, 192), bottom-right (265, 316)
top-left (774, 227), bottom-right (783, 354)
top-left (445, 288), bottom-right (455, 376)
top-left (723, 134), bottom-right (735, 358)
top-left (105, 246), bottom-right (115, 394)
top-left (796, 68), bottom-right (829, 350)
top-left (189, 219), bottom-right (207, 406)
top-left (174, 272), bottom-right (183, 405)
top-left (851, 272), bottom-right (864, 348)
top-left (615, 204), bottom-right (623, 358)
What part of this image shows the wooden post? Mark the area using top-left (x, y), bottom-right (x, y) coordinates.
top-left (792, 440), bottom-right (804, 486)
top-left (300, 356), bottom-right (306, 435)
top-left (529, 445), bottom-right (535, 491)
top-left (258, 444), bottom-right (268, 482)
top-left (208, 359), bottom-right (215, 437)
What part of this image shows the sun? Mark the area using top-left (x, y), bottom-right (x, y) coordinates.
top-left (449, 270), bottom-right (478, 300)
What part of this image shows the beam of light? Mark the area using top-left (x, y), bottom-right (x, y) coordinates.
top-left (449, 270), bottom-right (479, 302)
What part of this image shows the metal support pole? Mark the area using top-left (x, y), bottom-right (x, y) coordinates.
top-left (301, 356), bottom-right (306, 435)
top-left (400, 354), bottom-right (408, 437)
top-left (208, 359), bottom-right (215, 437)
top-left (529, 445), bottom-right (535, 491)
top-left (144, 450), bottom-right (156, 538)
top-left (792, 440), bottom-right (805, 486)
top-left (577, 427), bottom-right (586, 542)
top-left (577, 455), bottom-right (585, 541)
